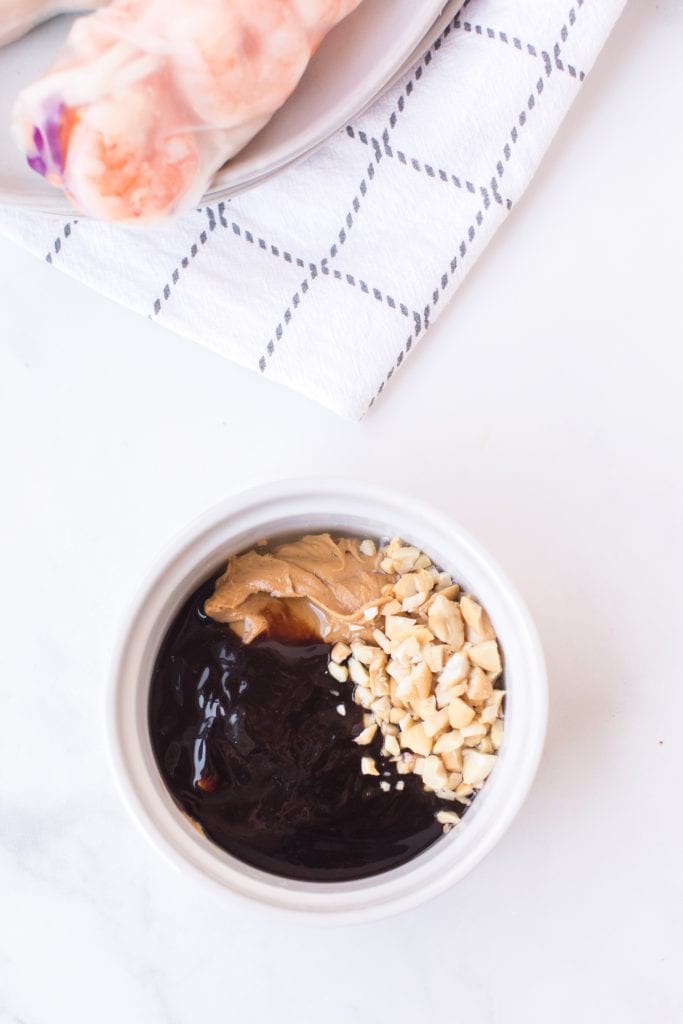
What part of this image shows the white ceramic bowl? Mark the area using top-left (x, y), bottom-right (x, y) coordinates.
top-left (0, 0), bottom-right (460, 214)
top-left (108, 479), bottom-right (547, 924)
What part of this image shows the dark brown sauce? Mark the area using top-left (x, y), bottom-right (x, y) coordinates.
top-left (148, 575), bottom-right (463, 882)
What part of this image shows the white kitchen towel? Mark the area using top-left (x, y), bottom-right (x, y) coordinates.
top-left (0, 0), bottom-right (625, 420)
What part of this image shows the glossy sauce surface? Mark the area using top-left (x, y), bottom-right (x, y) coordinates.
top-left (149, 576), bottom-right (456, 882)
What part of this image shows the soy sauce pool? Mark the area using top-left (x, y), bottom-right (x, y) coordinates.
top-left (148, 575), bottom-right (458, 882)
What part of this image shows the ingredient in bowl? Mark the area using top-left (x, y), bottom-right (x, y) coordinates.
top-left (205, 533), bottom-right (505, 818)
top-left (149, 580), bottom-right (455, 882)
top-left (205, 532), bottom-right (393, 643)
top-left (148, 533), bottom-right (505, 882)
top-left (323, 536), bottom-right (505, 816)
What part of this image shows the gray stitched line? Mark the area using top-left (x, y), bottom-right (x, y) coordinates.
top-left (213, 202), bottom-right (310, 270)
top-left (150, 213), bottom-right (217, 316)
top-left (345, 125), bottom-right (512, 212)
top-left (44, 220), bottom-right (77, 265)
top-left (454, 17), bottom-right (585, 81)
top-left (256, 1), bottom-right (458, 371)
top-left (553, 0), bottom-right (586, 79)
top-left (369, 206), bottom-right (483, 408)
top-left (318, 262), bottom-right (420, 325)
top-left (261, 0), bottom-right (465, 378)
top-left (369, 0), bottom-right (588, 410)
top-left (259, 0), bottom-right (462, 368)
top-left (208, 205), bottom-right (422, 338)
top-left (488, 0), bottom-right (588, 200)
top-left (260, 0), bottom-right (459, 377)
top-left (385, 13), bottom-right (458, 133)
top-left (553, 39), bottom-right (585, 80)
top-left (258, 276), bottom-right (312, 373)
top-left (258, 157), bottom-right (383, 371)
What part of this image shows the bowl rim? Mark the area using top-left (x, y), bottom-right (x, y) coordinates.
top-left (106, 478), bottom-right (548, 924)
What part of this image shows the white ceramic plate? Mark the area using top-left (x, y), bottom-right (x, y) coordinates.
top-left (0, 0), bottom-right (457, 215)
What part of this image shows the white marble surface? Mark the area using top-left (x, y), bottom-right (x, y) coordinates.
top-left (1, 1), bottom-right (682, 1020)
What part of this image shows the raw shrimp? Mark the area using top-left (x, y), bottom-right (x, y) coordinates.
top-left (12, 0), bottom-right (363, 223)
top-left (0, 0), bottom-right (105, 47)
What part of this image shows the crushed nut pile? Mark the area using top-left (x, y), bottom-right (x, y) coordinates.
top-left (329, 537), bottom-right (505, 834)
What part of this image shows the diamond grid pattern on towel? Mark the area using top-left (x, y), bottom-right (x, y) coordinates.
top-left (0, 0), bottom-right (626, 420)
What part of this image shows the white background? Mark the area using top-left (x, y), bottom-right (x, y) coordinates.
top-left (1, 1), bottom-right (682, 1020)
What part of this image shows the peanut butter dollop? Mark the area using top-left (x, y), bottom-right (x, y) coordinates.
top-left (205, 533), bottom-right (393, 644)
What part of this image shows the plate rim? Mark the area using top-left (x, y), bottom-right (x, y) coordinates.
top-left (0, 0), bottom-right (463, 217)
top-left (205, 0), bottom-right (462, 201)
